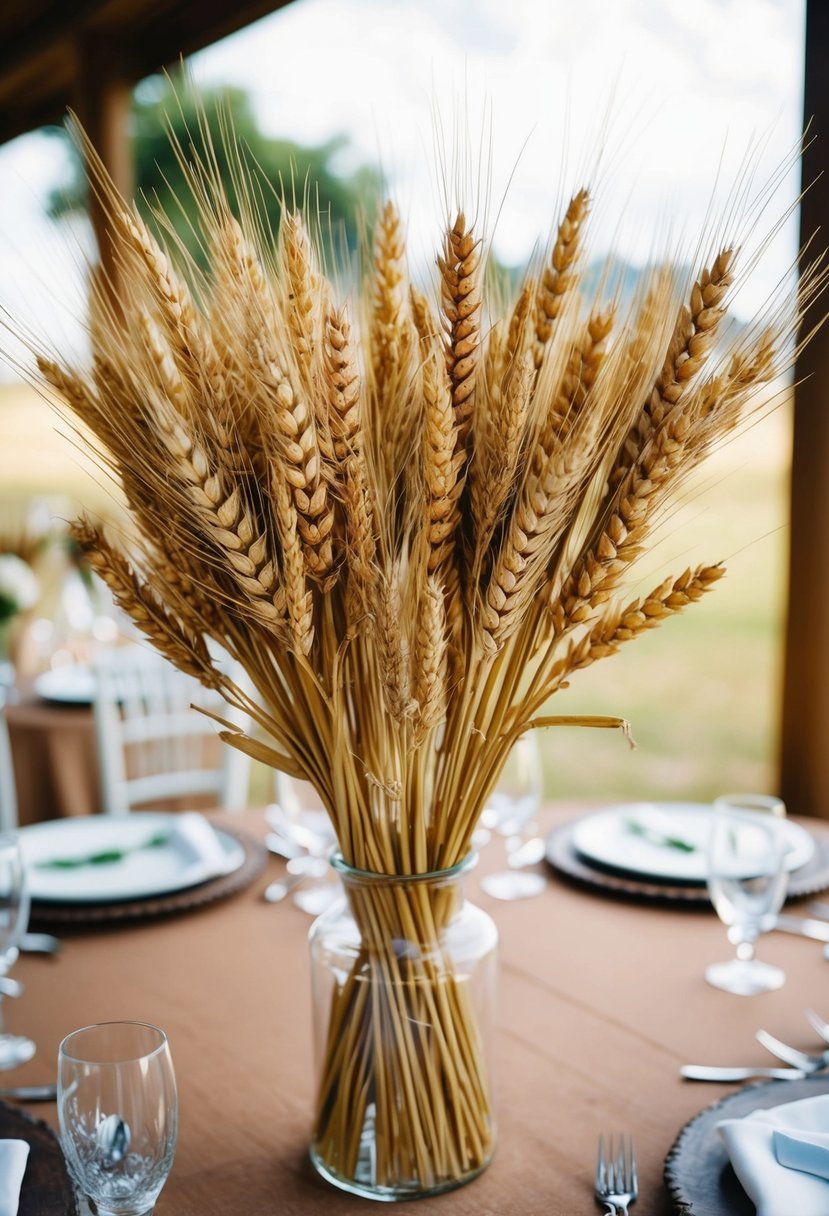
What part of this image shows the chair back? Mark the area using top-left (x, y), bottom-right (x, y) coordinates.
top-left (92, 645), bottom-right (249, 815)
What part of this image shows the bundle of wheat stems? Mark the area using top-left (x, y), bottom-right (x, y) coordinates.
top-left (27, 117), bottom-right (817, 1191)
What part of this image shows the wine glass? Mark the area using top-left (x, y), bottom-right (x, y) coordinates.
top-left (480, 734), bottom-right (547, 900)
top-left (0, 831), bottom-right (35, 1068)
top-left (705, 793), bottom-right (789, 995)
top-left (267, 775), bottom-right (340, 916)
top-left (58, 1021), bottom-right (178, 1216)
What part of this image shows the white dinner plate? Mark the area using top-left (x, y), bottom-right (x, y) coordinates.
top-left (570, 802), bottom-right (815, 884)
top-left (33, 666), bottom-right (96, 705)
top-left (20, 813), bottom-right (245, 903)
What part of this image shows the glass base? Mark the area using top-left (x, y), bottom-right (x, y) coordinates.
top-left (74, 1188), bottom-right (154, 1216)
top-left (82, 1206), bottom-right (153, 1216)
top-left (480, 870), bottom-right (546, 901)
top-left (0, 1033), bottom-right (36, 1069)
top-left (310, 1144), bottom-right (491, 1202)
top-left (705, 957), bottom-right (786, 996)
top-left (293, 885), bottom-right (340, 916)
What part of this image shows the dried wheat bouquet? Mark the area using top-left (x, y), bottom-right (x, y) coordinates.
top-left (23, 113), bottom-right (818, 1193)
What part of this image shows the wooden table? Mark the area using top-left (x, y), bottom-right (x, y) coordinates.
top-left (12, 806), bottom-right (829, 1215)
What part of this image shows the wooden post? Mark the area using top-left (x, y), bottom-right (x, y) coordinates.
top-left (72, 32), bottom-right (133, 299)
top-left (779, 0), bottom-right (829, 818)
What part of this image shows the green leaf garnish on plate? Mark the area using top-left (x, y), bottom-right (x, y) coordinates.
top-left (625, 818), bottom-right (697, 853)
top-left (35, 832), bottom-right (172, 870)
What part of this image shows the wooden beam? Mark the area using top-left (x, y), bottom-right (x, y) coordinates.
top-left (0, 1), bottom-right (292, 147)
top-left (72, 31), bottom-right (134, 296)
top-left (779, 0), bottom-right (829, 818)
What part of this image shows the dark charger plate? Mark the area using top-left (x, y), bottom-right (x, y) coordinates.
top-left (664, 1075), bottom-right (829, 1215)
top-left (0, 1099), bottom-right (78, 1214)
top-left (545, 815), bottom-right (829, 906)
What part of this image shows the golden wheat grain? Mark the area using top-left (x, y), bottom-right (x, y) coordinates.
top-left (71, 519), bottom-right (221, 686)
top-left (551, 564), bottom-right (725, 690)
top-left (533, 190), bottom-right (589, 368)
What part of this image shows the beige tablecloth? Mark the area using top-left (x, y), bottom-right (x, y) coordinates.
top-left (5, 686), bottom-right (99, 823)
top-left (13, 806), bottom-right (829, 1215)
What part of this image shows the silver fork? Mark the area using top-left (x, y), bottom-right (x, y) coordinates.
top-left (805, 1008), bottom-right (829, 1045)
top-left (595, 1134), bottom-right (637, 1215)
top-left (756, 1028), bottom-right (829, 1073)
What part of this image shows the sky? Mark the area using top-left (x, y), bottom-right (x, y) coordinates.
top-left (0, 0), bottom-right (807, 377)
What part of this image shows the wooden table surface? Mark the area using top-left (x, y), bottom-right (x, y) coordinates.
top-left (11, 806), bottom-right (829, 1215)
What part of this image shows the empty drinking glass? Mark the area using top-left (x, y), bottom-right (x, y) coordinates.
top-left (58, 1021), bottom-right (178, 1216)
top-left (480, 734), bottom-right (547, 901)
top-left (705, 793), bottom-right (789, 995)
top-left (0, 831), bottom-right (35, 1068)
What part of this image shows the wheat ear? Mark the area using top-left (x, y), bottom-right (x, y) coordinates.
top-left (533, 190), bottom-right (590, 368)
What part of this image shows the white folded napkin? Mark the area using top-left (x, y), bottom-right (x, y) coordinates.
top-left (170, 812), bottom-right (233, 879)
top-left (718, 1093), bottom-right (829, 1216)
top-left (0, 1139), bottom-right (29, 1216)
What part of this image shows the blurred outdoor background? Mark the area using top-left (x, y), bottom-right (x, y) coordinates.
top-left (0, 0), bottom-right (805, 803)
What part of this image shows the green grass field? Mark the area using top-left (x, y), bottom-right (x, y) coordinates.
top-left (0, 380), bottom-right (792, 805)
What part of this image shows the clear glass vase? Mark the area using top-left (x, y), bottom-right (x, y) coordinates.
top-left (308, 853), bottom-right (498, 1202)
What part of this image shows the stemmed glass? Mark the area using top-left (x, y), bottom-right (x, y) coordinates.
top-left (705, 793), bottom-right (789, 995)
top-left (480, 734), bottom-right (547, 901)
top-left (58, 1021), bottom-right (178, 1216)
top-left (0, 831), bottom-right (35, 1068)
top-left (268, 775), bottom-right (340, 916)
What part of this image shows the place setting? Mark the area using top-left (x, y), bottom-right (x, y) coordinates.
top-left (667, 1008), bottom-right (829, 1216)
top-left (617, 792), bottom-right (829, 1215)
top-left (544, 795), bottom-right (829, 907)
top-left (18, 811), bottom-right (267, 927)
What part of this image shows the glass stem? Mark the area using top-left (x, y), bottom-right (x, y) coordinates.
top-left (0, 992), bottom-right (6, 1037)
top-left (736, 937), bottom-right (756, 963)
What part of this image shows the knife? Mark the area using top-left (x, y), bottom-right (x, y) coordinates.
top-left (772, 914), bottom-right (829, 943)
top-left (0, 1084), bottom-right (57, 1102)
top-left (680, 1065), bottom-right (806, 1082)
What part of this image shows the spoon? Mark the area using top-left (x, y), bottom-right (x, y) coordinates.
top-left (265, 832), bottom-right (307, 862)
top-left (0, 976), bottom-right (23, 999)
top-left (507, 836), bottom-right (546, 868)
top-left (19, 932), bottom-right (61, 956)
top-left (97, 1114), bottom-right (131, 1169)
top-left (262, 874), bottom-right (306, 903)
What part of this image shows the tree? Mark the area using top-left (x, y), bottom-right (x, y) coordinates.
top-left (47, 76), bottom-right (379, 265)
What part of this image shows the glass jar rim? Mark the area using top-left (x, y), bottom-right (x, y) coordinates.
top-left (330, 851), bottom-right (477, 885)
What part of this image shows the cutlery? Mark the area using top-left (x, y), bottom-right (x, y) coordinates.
top-left (771, 914), bottom-right (829, 943)
top-left (0, 1084), bottom-right (57, 1101)
top-left (97, 1113), bottom-right (131, 1169)
top-left (507, 836), bottom-right (546, 868)
top-left (595, 1134), bottom-right (637, 1214)
top-left (756, 1029), bottom-right (829, 1073)
top-left (287, 855), bottom-right (329, 879)
top-left (19, 931), bottom-right (61, 955)
top-left (805, 1008), bottom-right (829, 1044)
top-left (262, 874), bottom-right (306, 903)
top-left (680, 1064), bottom-right (807, 1082)
top-left (265, 832), bottom-right (307, 862)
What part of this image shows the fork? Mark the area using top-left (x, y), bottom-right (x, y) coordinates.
top-left (595, 1134), bottom-right (637, 1214)
top-left (756, 1028), bottom-right (829, 1073)
top-left (805, 1009), bottom-right (829, 1045)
